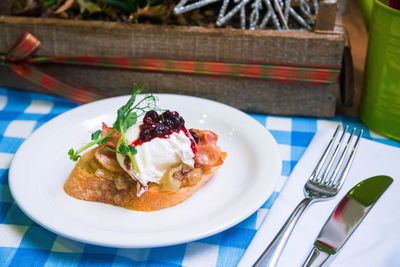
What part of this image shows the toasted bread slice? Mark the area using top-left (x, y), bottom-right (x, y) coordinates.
top-left (64, 129), bottom-right (226, 211)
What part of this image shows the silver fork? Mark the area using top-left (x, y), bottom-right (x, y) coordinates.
top-left (253, 124), bottom-right (363, 267)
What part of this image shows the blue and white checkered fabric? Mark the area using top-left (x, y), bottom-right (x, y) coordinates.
top-left (0, 87), bottom-right (399, 266)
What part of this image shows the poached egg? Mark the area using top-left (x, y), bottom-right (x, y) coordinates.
top-left (116, 123), bottom-right (196, 195)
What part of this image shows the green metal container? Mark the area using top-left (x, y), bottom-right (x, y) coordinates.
top-left (359, 0), bottom-right (400, 141)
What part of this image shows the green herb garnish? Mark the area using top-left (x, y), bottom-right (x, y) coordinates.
top-left (68, 86), bottom-right (158, 172)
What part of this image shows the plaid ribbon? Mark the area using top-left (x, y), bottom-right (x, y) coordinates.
top-left (1, 33), bottom-right (110, 104)
top-left (1, 32), bottom-right (341, 103)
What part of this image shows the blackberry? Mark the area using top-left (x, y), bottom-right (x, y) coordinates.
top-left (140, 128), bottom-right (153, 142)
top-left (189, 130), bottom-right (199, 144)
top-left (140, 110), bottom-right (186, 142)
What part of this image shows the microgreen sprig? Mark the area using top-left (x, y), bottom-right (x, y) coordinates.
top-left (68, 86), bottom-right (158, 170)
top-left (68, 129), bottom-right (117, 161)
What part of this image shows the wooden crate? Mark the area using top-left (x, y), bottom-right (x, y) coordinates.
top-left (0, 5), bottom-right (345, 117)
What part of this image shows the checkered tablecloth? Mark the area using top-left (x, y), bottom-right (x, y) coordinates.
top-left (0, 87), bottom-right (399, 266)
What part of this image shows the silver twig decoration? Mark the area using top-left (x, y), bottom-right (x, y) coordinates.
top-left (249, 0), bottom-right (262, 30)
top-left (173, 0), bottom-right (318, 30)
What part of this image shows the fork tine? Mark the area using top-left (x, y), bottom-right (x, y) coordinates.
top-left (317, 125), bottom-right (349, 184)
top-left (333, 129), bottom-right (363, 189)
top-left (310, 124), bottom-right (341, 182)
top-left (325, 127), bottom-right (355, 186)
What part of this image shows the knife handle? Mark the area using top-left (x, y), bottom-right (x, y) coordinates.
top-left (302, 246), bottom-right (331, 267)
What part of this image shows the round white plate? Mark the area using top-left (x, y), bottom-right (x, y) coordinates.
top-left (9, 94), bottom-right (281, 248)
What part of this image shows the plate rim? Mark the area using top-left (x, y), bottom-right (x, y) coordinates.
top-left (9, 93), bottom-right (282, 248)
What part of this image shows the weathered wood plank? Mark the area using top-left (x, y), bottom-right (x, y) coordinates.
top-left (315, 0), bottom-right (338, 31)
top-left (0, 17), bottom-right (344, 65)
top-left (0, 65), bottom-right (338, 117)
top-left (0, 16), bottom-right (344, 117)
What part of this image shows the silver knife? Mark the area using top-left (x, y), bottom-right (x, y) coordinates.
top-left (302, 175), bottom-right (393, 267)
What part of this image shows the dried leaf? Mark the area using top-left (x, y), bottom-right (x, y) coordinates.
top-left (54, 0), bottom-right (75, 13)
top-left (76, 0), bottom-right (102, 14)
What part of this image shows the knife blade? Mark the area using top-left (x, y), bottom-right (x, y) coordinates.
top-left (302, 175), bottom-right (393, 267)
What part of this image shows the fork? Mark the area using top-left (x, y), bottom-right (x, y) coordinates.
top-left (253, 124), bottom-right (363, 267)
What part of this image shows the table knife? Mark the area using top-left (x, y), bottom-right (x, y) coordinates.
top-left (302, 175), bottom-right (393, 267)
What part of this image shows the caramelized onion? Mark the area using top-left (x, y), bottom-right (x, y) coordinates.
top-left (95, 168), bottom-right (114, 180)
top-left (184, 168), bottom-right (201, 186)
top-left (89, 159), bottom-right (101, 170)
top-left (160, 165), bottom-right (182, 192)
top-left (115, 176), bottom-right (129, 190)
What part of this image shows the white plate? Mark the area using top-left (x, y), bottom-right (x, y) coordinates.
top-left (9, 94), bottom-right (282, 248)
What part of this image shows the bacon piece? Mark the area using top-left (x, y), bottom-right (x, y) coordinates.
top-left (94, 145), bottom-right (124, 173)
top-left (191, 129), bottom-right (226, 167)
top-left (96, 124), bottom-right (123, 172)
top-left (101, 123), bottom-right (121, 149)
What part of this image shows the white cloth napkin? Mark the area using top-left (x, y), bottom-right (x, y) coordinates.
top-left (238, 128), bottom-right (400, 267)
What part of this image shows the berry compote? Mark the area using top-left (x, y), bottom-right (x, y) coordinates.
top-left (139, 110), bottom-right (185, 142)
top-left (134, 110), bottom-right (198, 155)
